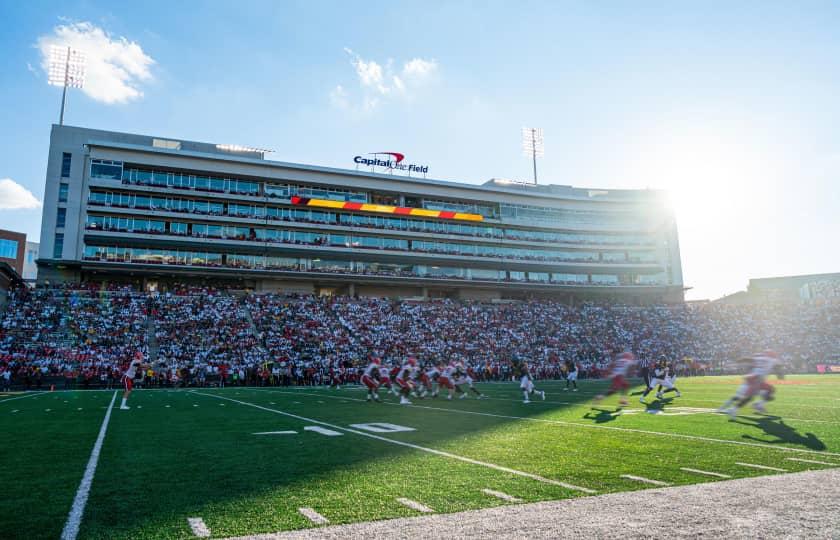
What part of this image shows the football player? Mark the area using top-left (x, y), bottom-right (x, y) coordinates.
top-left (120, 351), bottom-right (147, 410)
top-left (361, 358), bottom-right (382, 402)
top-left (520, 362), bottom-right (546, 403)
top-left (719, 351), bottom-right (783, 418)
top-left (594, 351), bottom-right (636, 407)
top-left (395, 357), bottom-right (418, 405)
top-left (453, 362), bottom-right (484, 399)
top-left (656, 361), bottom-right (682, 399)
top-left (564, 358), bottom-right (579, 391)
top-left (639, 358), bottom-right (667, 403)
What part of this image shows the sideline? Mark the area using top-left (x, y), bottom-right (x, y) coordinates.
top-left (60, 391), bottom-right (118, 540)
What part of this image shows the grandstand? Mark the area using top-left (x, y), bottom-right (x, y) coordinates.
top-left (37, 125), bottom-right (683, 303)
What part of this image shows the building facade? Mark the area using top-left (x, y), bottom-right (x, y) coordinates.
top-left (23, 241), bottom-right (39, 282)
top-left (0, 229), bottom-right (26, 276)
top-left (38, 125), bottom-right (684, 302)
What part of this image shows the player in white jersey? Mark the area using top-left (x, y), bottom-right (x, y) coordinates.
top-left (594, 351), bottom-right (636, 407)
top-left (361, 358), bottom-right (382, 402)
top-left (656, 362), bottom-right (682, 399)
top-left (425, 365), bottom-right (441, 397)
top-left (453, 363), bottom-right (484, 399)
top-left (438, 363), bottom-right (460, 400)
top-left (719, 351), bottom-right (783, 418)
top-left (395, 358), bottom-right (418, 405)
top-left (520, 363), bottom-right (545, 403)
top-left (120, 351), bottom-right (146, 410)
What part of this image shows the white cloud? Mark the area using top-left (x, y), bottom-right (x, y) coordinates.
top-left (37, 21), bottom-right (155, 104)
top-left (0, 179), bottom-right (42, 210)
top-left (332, 49), bottom-right (438, 111)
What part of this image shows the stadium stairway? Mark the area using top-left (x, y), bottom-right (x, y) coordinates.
top-left (146, 314), bottom-right (159, 363)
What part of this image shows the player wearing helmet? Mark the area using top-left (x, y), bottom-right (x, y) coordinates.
top-left (719, 351), bottom-right (783, 418)
top-left (395, 357), bottom-right (417, 405)
top-left (120, 351), bottom-right (147, 410)
top-left (361, 358), bottom-right (382, 402)
top-left (594, 351), bottom-right (637, 407)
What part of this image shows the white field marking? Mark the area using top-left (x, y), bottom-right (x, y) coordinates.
top-left (786, 457), bottom-right (837, 466)
top-left (187, 517), bottom-right (211, 537)
top-left (680, 467), bottom-right (732, 478)
top-left (253, 431), bottom-right (298, 435)
top-left (45, 409), bottom-right (51, 412)
top-left (11, 409), bottom-right (18, 413)
top-left (193, 392), bottom-right (596, 493)
top-left (256, 389), bottom-right (840, 459)
top-left (481, 488), bottom-right (522, 502)
top-left (397, 497), bottom-right (434, 513)
top-left (77, 408), bottom-right (83, 411)
top-left (303, 426), bottom-right (343, 436)
top-left (620, 474), bottom-right (672, 486)
top-left (734, 462), bottom-right (788, 472)
top-left (165, 405), bottom-right (171, 408)
top-left (349, 423), bottom-right (415, 433)
top-left (0, 392), bottom-right (40, 405)
top-left (298, 507), bottom-right (329, 525)
top-left (60, 391), bottom-right (118, 540)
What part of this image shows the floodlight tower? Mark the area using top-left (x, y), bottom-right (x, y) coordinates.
top-left (521, 127), bottom-right (544, 184)
top-left (48, 46), bottom-right (86, 125)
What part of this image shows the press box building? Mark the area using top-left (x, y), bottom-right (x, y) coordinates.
top-left (38, 125), bottom-right (684, 302)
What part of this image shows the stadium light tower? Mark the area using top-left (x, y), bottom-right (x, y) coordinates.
top-left (48, 46), bottom-right (86, 126)
top-left (521, 127), bottom-right (544, 184)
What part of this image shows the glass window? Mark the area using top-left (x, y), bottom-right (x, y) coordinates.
top-left (89, 159), bottom-right (123, 180)
top-left (0, 239), bottom-right (19, 259)
top-left (61, 153), bottom-right (72, 177)
top-left (56, 208), bottom-right (67, 228)
top-left (53, 234), bottom-right (64, 258)
top-left (58, 183), bottom-right (69, 202)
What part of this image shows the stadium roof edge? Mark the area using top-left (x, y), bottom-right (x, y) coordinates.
top-left (56, 124), bottom-right (668, 204)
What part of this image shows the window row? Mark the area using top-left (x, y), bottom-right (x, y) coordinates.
top-left (91, 159), bottom-right (656, 228)
top-left (81, 245), bottom-right (668, 285)
top-left (84, 214), bottom-right (662, 264)
top-left (87, 190), bottom-right (658, 247)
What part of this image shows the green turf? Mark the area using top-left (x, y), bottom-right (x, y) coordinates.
top-left (1, 375), bottom-right (838, 539)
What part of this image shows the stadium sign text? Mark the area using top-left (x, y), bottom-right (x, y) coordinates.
top-left (354, 152), bottom-right (429, 174)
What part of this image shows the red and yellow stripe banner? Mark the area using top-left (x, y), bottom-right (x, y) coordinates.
top-left (289, 196), bottom-right (484, 222)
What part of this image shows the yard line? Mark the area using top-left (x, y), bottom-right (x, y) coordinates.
top-left (253, 431), bottom-right (297, 435)
top-left (620, 474), bottom-right (671, 486)
top-left (0, 392), bottom-right (41, 405)
top-left (60, 391), bottom-right (118, 540)
top-left (786, 457), bottom-right (837, 466)
top-left (193, 392), bottom-right (596, 494)
top-left (298, 507), bottom-right (329, 525)
top-left (255, 389), bottom-right (840, 459)
top-left (481, 488), bottom-right (522, 502)
top-left (187, 517), bottom-right (211, 538)
top-left (397, 498), bottom-right (434, 513)
top-left (734, 462), bottom-right (788, 472)
top-left (680, 467), bottom-right (732, 478)
top-left (303, 426), bottom-right (343, 436)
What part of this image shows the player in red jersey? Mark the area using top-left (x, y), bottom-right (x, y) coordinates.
top-left (438, 363), bottom-right (459, 400)
top-left (593, 351), bottom-right (636, 407)
top-left (395, 357), bottom-right (418, 405)
top-left (361, 358), bottom-right (382, 402)
top-left (719, 351), bottom-right (783, 418)
top-left (120, 351), bottom-right (146, 410)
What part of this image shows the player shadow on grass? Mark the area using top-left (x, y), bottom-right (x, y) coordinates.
top-left (583, 407), bottom-right (623, 423)
top-left (730, 414), bottom-right (827, 451)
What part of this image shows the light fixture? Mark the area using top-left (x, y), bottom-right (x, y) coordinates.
top-left (48, 45), bottom-right (87, 125)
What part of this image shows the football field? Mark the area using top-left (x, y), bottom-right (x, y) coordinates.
top-left (2, 375), bottom-right (839, 539)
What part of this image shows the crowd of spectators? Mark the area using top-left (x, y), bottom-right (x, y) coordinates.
top-left (1, 283), bottom-right (838, 390)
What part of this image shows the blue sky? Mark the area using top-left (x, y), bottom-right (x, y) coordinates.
top-left (1, 1), bottom-right (838, 299)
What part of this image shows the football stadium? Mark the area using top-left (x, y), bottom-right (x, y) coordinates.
top-left (2, 4), bottom-right (840, 540)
